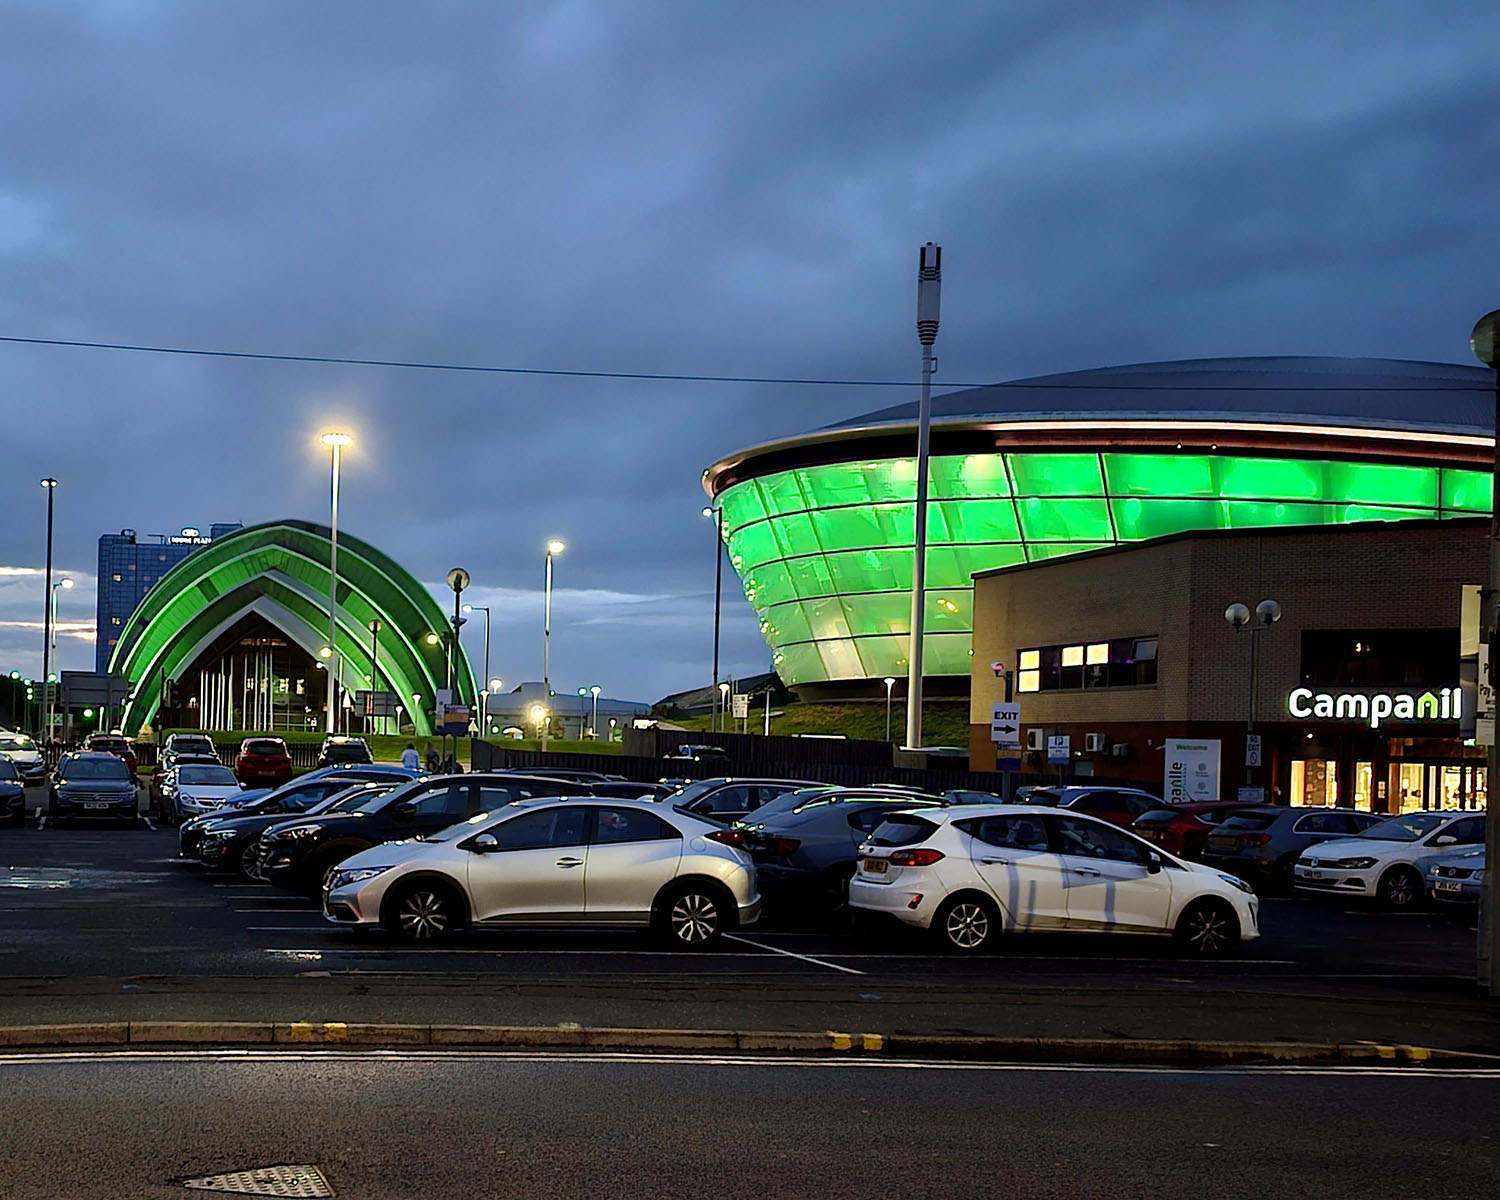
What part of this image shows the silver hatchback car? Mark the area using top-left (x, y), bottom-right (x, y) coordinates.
top-left (323, 797), bottom-right (759, 947)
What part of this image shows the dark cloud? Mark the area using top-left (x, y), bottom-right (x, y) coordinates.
top-left (1, 0), bottom-right (1497, 698)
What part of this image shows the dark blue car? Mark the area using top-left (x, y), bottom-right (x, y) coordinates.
top-left (48, 752), bottom-right (138, 826)
top-left (0, 757), bottom-right (25, 824)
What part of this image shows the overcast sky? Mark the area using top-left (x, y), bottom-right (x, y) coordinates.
top-left (3, 0), bottom-right (1499, 702)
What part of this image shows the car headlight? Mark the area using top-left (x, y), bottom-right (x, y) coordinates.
top-left (1329, 857), bottom-right (1377, 870)
top-left (1217, 873), bottom-right (1256, 896)
top-left (275, 825), bottom-right (321, 840)
top-left (330, 866), bottom-right (393, 889)
top-left (1473, 870), bottom-right (1485, 883)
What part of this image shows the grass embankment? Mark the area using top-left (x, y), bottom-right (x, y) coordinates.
top-left (667, 700), bottom-right (971, 746)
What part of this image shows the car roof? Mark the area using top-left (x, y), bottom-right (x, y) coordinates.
top-left (880, 803), bottom-right (1143, 826)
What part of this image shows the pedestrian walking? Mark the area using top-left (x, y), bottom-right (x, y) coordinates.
top-left (401, 742), bottom-right (420, 771)
top-left (424, 743), bottom-right (439, 772)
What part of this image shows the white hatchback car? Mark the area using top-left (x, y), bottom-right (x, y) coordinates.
top-left (1293, 810), bottom-right (1487, 909)
top-left (323, 797), bottom-right (760, 947)
top-left (850, 804), bottom-right (1259, 955)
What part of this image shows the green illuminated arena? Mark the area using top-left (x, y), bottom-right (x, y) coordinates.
top-left (703, 358), bottom-right (1495, 689)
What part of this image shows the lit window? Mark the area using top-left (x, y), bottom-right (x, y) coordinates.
top-left (1061, 645), bottom-right (1084, 668)
top-left (1019, 650), bottom-right (1039, 670)
top-left (1018, 670), bottom-right (1040, 693)
top-left (1086, 643), bottom-right (1108, 665)
top-left (111, 618), bottom-right (120, 626)
top-left (111, 574), bottom-right (121, 583)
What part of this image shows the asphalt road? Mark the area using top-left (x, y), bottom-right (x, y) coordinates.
top-left (0, 1051), bottom-right (1495, 1198)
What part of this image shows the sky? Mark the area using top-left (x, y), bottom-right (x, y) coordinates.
top-left (3, 0), bottom-right (1500, 703)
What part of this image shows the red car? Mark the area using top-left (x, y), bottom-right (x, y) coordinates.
top-left (1132, 801), bottom-right (1253, 858)
top-left (83, 733), bottom-right (138, 776)
top-left (235, 736), bottom-right (293, 786)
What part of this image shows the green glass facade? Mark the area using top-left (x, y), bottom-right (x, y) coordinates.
top-left (717, 452), bottom-right (1492, 684)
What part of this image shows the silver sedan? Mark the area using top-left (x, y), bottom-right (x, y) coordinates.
top-left (322, 798), bottom-right (759, 947)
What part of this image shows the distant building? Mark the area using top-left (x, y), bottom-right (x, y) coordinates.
top-left (482, 682), bottom-right (652, 741)
top-left (653, 672), bottom-right (791, 718)
top-left (94, 524), bottom-right (241, 671)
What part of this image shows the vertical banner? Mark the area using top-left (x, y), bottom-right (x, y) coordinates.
top-left (1163, 738), bottom-right (1221, 803)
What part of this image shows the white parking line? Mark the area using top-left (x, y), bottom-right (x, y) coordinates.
top-left (234, 908), bottom-right (316, 914)
top-left (725, 933), bottom-right (866, 975)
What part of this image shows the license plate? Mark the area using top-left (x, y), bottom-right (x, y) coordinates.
top-left (1435, 880), bottom-right (1462, 893)
top-left (1207, 837), bottom-right (1235, 852)
top-left (863, 858), bottom-right (888, 874)
top-left (84, 802), bottom-right (110, 810)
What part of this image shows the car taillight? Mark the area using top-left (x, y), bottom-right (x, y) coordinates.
top-left (764, 837), bottom-right (801, 856)
top-left (1242, 833), bottom-right (1271, 847)
top-left (705, 829), bottom-right (748, 848)
top-left (888, 848), bottom-right (944, 867)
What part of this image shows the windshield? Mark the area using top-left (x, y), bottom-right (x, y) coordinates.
top-left (0, 735), bottom-right (35, 753)
top-left (320, 783), bottom-right (397, 813)
top-left (354, 777), bottom-right (428, 814)
top-left (59, 758), bottom-right (131, 782)
top-left (1360, 812), bottom-right (1452, 842)
top-left (740, 786), bottom-right (837, 821)
top-left (663, 778), bottom-right (729, 806)
top-left (179, 766), bottom-right (237, 786)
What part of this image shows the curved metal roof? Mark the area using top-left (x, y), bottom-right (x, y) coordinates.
top-left (825, 356), bottom-right (1493, 435)
top-left (110, 519), bottom-right (474, 736)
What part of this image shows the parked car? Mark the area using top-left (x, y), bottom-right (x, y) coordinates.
top-left (494, 767), bottom-right (621, 784)
top-left (198, 780), bottom-right (403, 878)
top-left (587, 781), bottom-right (677, 801)
top-left (162, 762), bottom-right (243, 823)
top-left (316, 735), bottom-right (373, 768)
top-left (662, 744), bottom-right (730, 769)
top-left (47, 751), bottom-right (139, 826)
top-left (0, 732), bottom-right (46, 785)
top-left (164, 732), bottom-right (218, 760)
top-left (723, 792), bottom-right (950, 908)
top-left (153, 753), bottom-right (226, 816)
top-left (1204, 806), bottom-right (1385, 893)
top-left (660, 777), bottom-right (818, 824)
top-left (323, 798), bottom-right (759, 947)
top-left (178, 765), bottom-right (424, 863)
top-left (83, 733), bottom-right (138, 775)
top-left (1132, 801), bottom-right (1258, 858)
top-left (729, 785), bottom-right (940, 829)
top-left (0, 757), bottom-right (26, 824)
top-left (259, 773), bottom-right (593, 895)
top-left (1294, 810), bottom-right (1487, 909)
top-left (1426, 847), bottom-right (1485, 906)
top-left (236, 737), bottom-right (294, 787)
top-left (850, 805), bottom-right (1259, 955)
top-left (1053, 786), bottom-right (1168, 828)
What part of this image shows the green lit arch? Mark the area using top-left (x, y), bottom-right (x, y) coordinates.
top-left (109, 520), bottom-right (475, 735)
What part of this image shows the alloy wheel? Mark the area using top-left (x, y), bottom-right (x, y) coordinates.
top-left (1381, 869), bottom-right (1418, 909)
top-left (1183, 904), bottom-right (1231, 954)
top-left (396, 889), bottom-right (450, 941)
top-left (669, 892), bottom-right (719, 944)
top-left (945, 901), bottom-right (990, 949)
top-left (240, 843), bottom-right (263, 881)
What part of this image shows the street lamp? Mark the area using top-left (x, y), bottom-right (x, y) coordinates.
top-left (320, 431), bottom-right (352, 735)
top-left (39, 478), bottom-right (57, 738)
top-left (883, 676), bottom-right (897, 741)
top-left (718, 681), bottom-right (730, 731)
top-left (543, 540), bottom-right (564, 751)
top-left (905, 243), bottom-right (942, 751)
top-left (1225, 599), bottom-right (1281, 794)
top-left (702, 506), bottom-right (723, 732)
top-left (1467, 309), bottom-right (1500, 994)
top-left (464, 603), bottom-right (491, 739)
top-left (591, 685), bottom-right (601, 739)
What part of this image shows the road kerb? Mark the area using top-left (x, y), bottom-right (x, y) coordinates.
top-left (130, 1021), bottom-right (274, 1045)
top-left (0, 1023), bottom-right (129, 1048)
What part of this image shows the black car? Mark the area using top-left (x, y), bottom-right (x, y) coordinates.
top-left (1201, 806), bottom-right (1385, 892)
top-left (316, 736), bottom-right (373, 768)
top-left (198, 780), bottom-right (403, 878)
top-left (0, 757), bottom-right (26, 824)
top-left (663, 744), bottom-right (731, 770)
top-left (259, 773), bottom-right (595, 895)
top-left (659, 777), bottom-right (819, 824)
top-left (177, 766), bottom-right (422, 863)
top-left (49, 752), bottom-right (138, 825)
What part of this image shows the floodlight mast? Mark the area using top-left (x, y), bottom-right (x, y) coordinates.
top-left (904, 243), bottom-right (941, 750)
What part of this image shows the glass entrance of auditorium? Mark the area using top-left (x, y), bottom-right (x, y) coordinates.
top-left (1290, 759), bottom-right (1338, 806)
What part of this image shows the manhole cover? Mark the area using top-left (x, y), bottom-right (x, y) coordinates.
top-left (181, 1164), bottom-right (333, 1197)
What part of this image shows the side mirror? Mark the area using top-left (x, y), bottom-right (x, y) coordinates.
top-left (393, 800), bottom-right (418, 819)
top-left (1146, 851), bottom-right (1164, 874)
top-left (471, 833), bottom-right (498, 853)
top-left (1432, 834), bottom-right (1457, 846)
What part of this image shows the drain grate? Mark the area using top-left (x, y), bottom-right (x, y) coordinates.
top-left (181, 1164), bottom-right (333, 1197)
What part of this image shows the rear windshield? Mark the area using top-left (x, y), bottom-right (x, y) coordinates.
top-left (179, 765), bottom-right (237, 786)
top-left (244, 740), bottom-right (287, 755)
top-left (173, 738), bottom-right (215, 752)
top-left (59, 758), bottom-right (131, 782)
top-left (866, 814), bottom-right (940, 847)
top-left (1218, 812), bottom-right (1278, 832)
top-left (0, 735), bottom-right (35, 753)
top-left (1019, 788), bottom-right (1063, 805)
top-left (89, 738), bottom-right (127, 751)
top-left (324, 743), bottom-right (370, 759)
top-left (1133, 808), bottom-right (1180, 825)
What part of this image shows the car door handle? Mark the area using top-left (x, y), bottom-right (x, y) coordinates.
top-left (1071, 867), bottom-right (1102, 877)
top-left (556, 857), bottom-right (584, 868)
top-left (980, 857), bottom-right (1011, 866)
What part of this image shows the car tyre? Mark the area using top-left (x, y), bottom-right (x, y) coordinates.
top-left (383, 879), bottom-right (463, 943)
top-left (238, 843), bottom-right (264, 882)
top-left (933, 894), bottom-right (999, 952)
top-left (1174, 898), bottom-right (1240, 956)
top-left (656, 882), bottom-right (728, 949)
top-left (1377, 865), bottom-right (1423, 911)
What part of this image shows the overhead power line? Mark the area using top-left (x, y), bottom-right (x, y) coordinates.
top-left (0, 334), bottom-right (1487, 391)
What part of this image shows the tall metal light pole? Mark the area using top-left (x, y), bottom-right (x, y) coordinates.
top-left (702, 506), bottom-right (724, 733)
top-left (47, 576), bottom-right (74, 737)
top-left (1467, 310), bottom-right (1500, 994)
top-left (883, 676), bottom-right (896, 741)
top-left (1225, 599), bottom-right (1281, 793)
top-left (591, 685), bottom-right (601, 738)
top-left (39, 478), bottom-right (56, 740)
top-left (463, 603), bottom-right (490, 737)
top-left (904, 243), bottom-right (941, 751)
top-left (446, 568), bottom-right (469, 757)
top-left (320, 432), bottom-right (351, 734)
top-left (543, 540), bottom-right (564, 751)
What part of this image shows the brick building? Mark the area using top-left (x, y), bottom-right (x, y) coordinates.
top-left (969, 519), bottom-right (1487, 814)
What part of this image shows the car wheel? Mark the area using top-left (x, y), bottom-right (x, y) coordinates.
top-left (384, 880), bottom-right (461, 943)
top-left (933, 894), bottom-right (998, 952)
top-left (1174, 899), bottom-right (1240, 956)
top-left (658, 883), bottom-right (727, 948)
top-left (1377, 865), bottom-right (1423, 911)
top-left (238, 843), bottom-right (264, 882)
